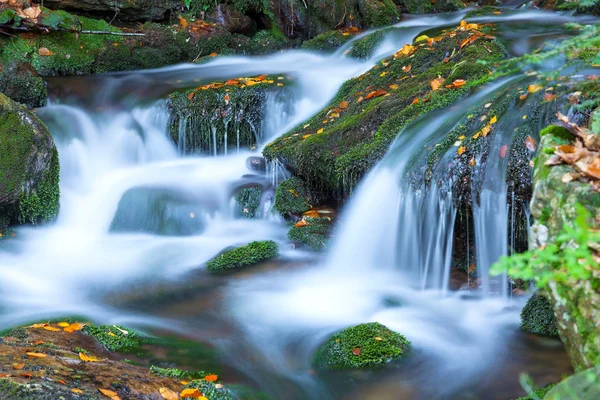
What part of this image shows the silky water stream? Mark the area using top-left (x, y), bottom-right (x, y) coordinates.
top-left (0, 9), bottom-right (589, 400)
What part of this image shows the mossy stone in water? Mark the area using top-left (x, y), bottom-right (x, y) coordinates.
top-left (288, 217), bottom-right (331, 250)
top-left (82, 323), bottom-right (145, 353)
top-left (206, 240), bottom-right (278, 272)
top-left (274, 177), bottom-right (311, 217)
top-left (235, 186), bottom-right (262, 218)
top-left (521, 292), bottom-right (559, 338)
top-left (313, 322), bottom-right (410, 370)
top-left (302, 30), bottom-right (355, 53)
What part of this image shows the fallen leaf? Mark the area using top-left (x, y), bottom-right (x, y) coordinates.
top-left (339, 100), bottom-right (349, 109)
top-left (19, 373), bottom-right (32, 378)
top-left (294, 220), bottom-right (309, 228)
top-left (99, 388), bottom-right (120, 400)
top-left (179, 16), bottom-right (188, 28)
top-left (19, 5), bottom-right (41, 19)
top-left (544, 92), bottom-right (557, 101)
top-left (352, 347), bottom-right (361, 356)
top-left (57, 379), bottom-right (66, 385)
top-left (79, 352), bottom-right (100, 362)
top-left (13, 363), bottom-right (25, 370)
top-left (288, 189), bottom-right (298, 197)
top-left (365, 89), bottom-right (387, 100)
top-left (525, 136), bottom-right (537, 151)
top-left (490, 116), bottom-right (497, 124)
top-left (374, 337), bottom-right (382, 341)
top-left (57, 322), bottom-right (70, 328)
top-left (469, 158), bottom-right (476, 166)
top-left (389, 84), bottom-right (399, 90)
top-left (402, 64), bottom-right (412, 73)
top-left (411, 97), bottom-right (419, 105)
top-left (43, 326), bottom-right (61, 332)
top-left (562, 172), bottom-right (577, 183)
top-left (26, 352), bottom-right (47, 358)
top-left (38, 47), bottom-right (53, 56)
top-left (209, 52), bottom-right (217, 57)
top-left (30, 323), bottom-right (48, 329)
top-left (180, 388), bottom-right (203, 398)
top-left (71, 388), bottom-right (84, 394)
top-left (458, 146), bottom-right (466, 155)
top-left (499, 144), bottom-right (508, 158)
top-left (317, 128), bottom-right (324, 134)
top-left (159, 387), bottom-right (179, 400)
top-left (528, 84), bottom-right (543, 93)
top-left (187, 92), bottom-right (195, 100)
top-left (64, 322), bottom-right (85, 333)
top-left (204, 374), bottom-right (218, 382)
top-left (430, 77), bottom-right (445, 91)
top-left (446, 79), bottom-right (466, 89)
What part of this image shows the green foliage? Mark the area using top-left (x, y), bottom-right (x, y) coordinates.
top-left (82, 324), bottom-right (145, 353)
top-left (521, 293), bottom-right (559, 338)
top-left (206, 240), bottom-right (278, 271)
top-left (491, 205), bottom-right (599, 288)
top-left (313, 322), bottom-right (410, 370)
top-left (274, 177), bottom-right (311, 216)
top-left (287, 217), bottom-right (331, 250)
top-left (150, 366), bottom-right (208, 380)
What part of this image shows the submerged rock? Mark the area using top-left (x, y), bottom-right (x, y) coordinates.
top-left (313, 322), bottom-right (410, 370)
top-left (521, 292), bottom-right (559, 338)
top-left (0, 92), bottom-right (59, 229)
top-left (206, 240), bottom-right (279, 271)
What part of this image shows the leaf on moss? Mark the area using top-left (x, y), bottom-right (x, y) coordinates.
top-left (159, 387), bottom-right (179, 400)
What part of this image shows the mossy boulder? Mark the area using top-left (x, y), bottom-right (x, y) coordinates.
top-left (301, 30), bottom-right (357, 53)
top-left (273, 177), bottom-right (312, 217)
top-left (235, 186), bottom-right (263, 218)
top-left (313, 322), bottom-right (410, 370)
top-left (185, 379), bottom-right (233, 400)
top-left (288, 217), bottom-right (331, 250)
top-left (206, 240), bottom-right (278, 271)
top-left (521, 293), bottom-right (559, 338)
top-left (168, 75), bottom-right (292, 155)
top-left (0, 92), bottom-right (59, 229)
top-left (0, 62), bottom-right (47, 109)
top-left (82, 323), bottom-right (146, 353)
top-left (264, 21), bottom-right (505, 202)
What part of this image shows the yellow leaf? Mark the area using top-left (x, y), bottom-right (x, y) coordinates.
top-left (30, 323), bottom-right (48, 329)
top-left (43, 326), bottom-right (61, 332)
top-left (79, 352), bottom-right (100, 362)
top-left (458, 135), bottom-right (465, 140)
top-left (379, 71), bottom-right (387, 77)
top-left (415, 34), bottom-right (430, 42)
top-left (159, 387), bottom-right (179, 400)
top-left (528, 84), bottom-right (543, 93)
top-left (13, 363), bottom-right (25, 370)
top-left (64, 322), bottom-right (85, 333)
top-left (288, 189), bottom-right (298, 197)
top-left (26, 352), bottom-right (47, 358)
top-left (302, 134), bottom-right (312, 139)
top-left (374, 337), bottom-right (382, 341)
top-left (277, 83), bottom-right (283, 87)
top-left (57, 322), bottom-right (70, 328)
top-left (389, 84), bottom-right (399, 89)
top-left (99, 388), bottom-right (121, 399)
top-left (430, 77), bottom-right (444, 91)
top-left (71, 388), bottom-right (84, 394)
top-left (457, 146), bottom-right (466, 155)
top-left (317, 128), bottom-right (324, 134)
top-left (490, 116), bottom-right (497, 124)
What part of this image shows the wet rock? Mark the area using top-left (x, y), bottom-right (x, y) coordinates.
top-left (0, 92), bottom-right (59, 229)
top-left (288, 217), bottom-right (332, 250)
top-left (313, 322), bottom-right (410, 370)
top-left (234, 185), bottom-right (263, 218)
top-left (273, 177), bottom-right (312, 218)
top-left (246, 156), bottom-right (267, 174)
top-left (43, 0), bottom-right (180, 22)
top-left (521, 292), bottom-right (559, 338)
top-left (206, 240), bottom-right (279, 271)
top-left (0, 62), bottom-right (47, 109)
top-left (208, 4), bottom-right (256, 35)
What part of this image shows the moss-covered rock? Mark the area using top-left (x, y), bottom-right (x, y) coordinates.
top-left (206, 240), bottom-right (278, 271)
top-left (185, 379), bottom-right (233, 400)
top-left (168, 75), bottom-right (292, 155)
top-left (0, 92), bottom-right (59, 229)
top-left (0, 62), bottom-right (47, 109)
top-left (82, 323), bottom-right (146, 353)
top-left (273, 177), bottom-right (312, 217)
top-left (264, 21), bottom-right (506, 202)
top-left (313, 322), bottom-right (410, 370)
top-left (288, 217), bottom-right (331, 250)
top-left (521, 292), bottom-right (559, 338)
top-left (44, 0), bottom-right (180, 22)
top-left (235, 186), bottom-right (262, 218)
top-left (301, 29), bottom-right (357, 53)
top-left (396, 0), bottom-right (464, 13)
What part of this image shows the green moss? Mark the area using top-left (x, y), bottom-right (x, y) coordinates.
top-left (206, 240), bottom-right (278, 271)
top-left (149, 365), bottom-right (208, 380)
top-left (235, 186), bottom-right (262, 218)
top-left (516, 384), bottom-right (556, 400)
top-left (186, 379), bottom-right (233, 400)
top-left (465, 5), bottom-right (502, 17)
top-left (348, 28), bottom-right (392, 59)
top-left (0, 62), bottom-right (47, 108)
top-left (302, 30), bottom-right (355, 53)
top-left (82, 324), bottom-right (146, 353)
top-left (539, 125), bottom-right (574, 142)
top-left (273, 177), bottom-right (312, 216)
top-left (287, 217), bottom-right (331, 250)
top-left (313, 322), bottom-right (410, 370)
top-left (359, 0), bottom-right (400, 27)
top-left (18, 147), bottom-right (60, 225)
top-left (521, 293), bottom-right (559, 338)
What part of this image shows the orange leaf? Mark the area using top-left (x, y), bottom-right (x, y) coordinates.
top-left (525, 136), bottom-right (537, 151)
top-left (0, 374), bottom-right (9, 378)
top-left (159, 387), bottom-right (179, 400)
top-left (339, 100), bottom-right (349, 109)
top-left (72, 389), bottom-right (84, 394)
top-left (26, 352), bottom-right (47, 358)
top-left (179, 16), bottom-right (188, 28)
top-left (19, 373), bottom-right (32, 378)
top-left (204, 374), bottom-right (218, 382)
top-left (411, 97), bottom-right (419, 105)
top-left (389, 84), bottom-right (399, 90)
top-left (63, 322), bottom-right (85, 333)
top-left (544, 92), bottom-right (557, 101)
top-left (557, 144), bottom-right (575, 153)
top-left (446, 79), bottom-right (466, 89)
top-left (209, 52), bottom-right (217, 57)
top-left (294, 220), bottom-right (309, 228)
top-left (457, 146), bottom-right (466, 155)
top-left (402, 64), bottom-right (412, 73)
top-left (12, 363), bottom-right (25, 370)
top-left (499, 144), bottom-right (508, 158)
top-left (187, 91), bottom-right (196, 100)
top-left (430, 77), bottom-right (444, 91)
top-left (99, 388), bottom-right (121, 399)
top-left (43, 326), bottom-right (61, 332)
top-left (38, 47), bottom-right (53, 56)
top-left (180, 388), bottom-right (203, 398)
top-left (57, 379), bottom-right (66, 385)
top-left (79, 352), bottom-right (100, 362)
top-left (352, 347), bottom-right (361, 356)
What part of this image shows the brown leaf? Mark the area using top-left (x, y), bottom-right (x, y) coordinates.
top-left (544, 92), bottom-right (557, 101)
top-left (38, 47), bottom-right (54, 56)
top-left (19, 5), bottom-right (41, 20)
top-left (586, 159), bottom-right (600, 180)
top-left (525, 136), bottom-right (537, 151)
top-left (12, 363), bottom-right (25, 370)
top-left (26, 352), bottom-right (47, 358)
top-left (430, 77), bottom-right (445, 91)
top-left (339, 100), bottom-right (349, 109)
top-left (352, 347), bottom-right (361, 356)
top-left (402, 64), bottom-right (412, 73)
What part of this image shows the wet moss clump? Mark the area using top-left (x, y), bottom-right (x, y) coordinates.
top-left (288, 217), bottom-right (331, 250)
top-left (521, 293), bottom-right (559, 338)
top-left (348, 28), bottom-right (393, 59)
top-left (302, 30), bottom-right (355, 53)
top-left (186, 379), bottom-right (233, 400)
top-left (206, 240), bottom-right (278, 271)
top-left (235, 186), bottom-right (262, 218)
top-left (149, 366), bottom-right (208, 380)
top-left (0, 62), bottom-right (47, 109)
top-left (273, 177), bottom-right (312, 217)
top-left (82, 323), bottom-right (146, 353)
top-left (313, 322), bottom-right (410, 370)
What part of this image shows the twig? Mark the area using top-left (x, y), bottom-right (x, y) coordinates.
top-left (335, 5), bottom-right (346, 29)
top-left (80, 30), bottom-right (145, 36)
top-left (0, 24), bottom-right (145, 36)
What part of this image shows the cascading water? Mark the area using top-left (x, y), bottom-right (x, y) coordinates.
top-left (0, 9), bottom-right (589, 400)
